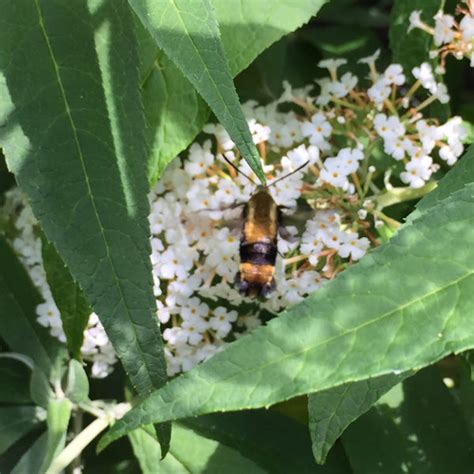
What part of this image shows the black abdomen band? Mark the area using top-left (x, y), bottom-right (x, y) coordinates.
top-left (240, 242), bottom-right (277, 265)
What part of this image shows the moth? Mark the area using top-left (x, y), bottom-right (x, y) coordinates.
top-left (222, 157), bottom-right (309, 299)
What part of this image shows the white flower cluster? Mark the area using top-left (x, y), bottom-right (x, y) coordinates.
top-left (1, 188), bottom-right (116, 378)
top-left (409, 2), bottom-right (474, 67)
top-left (1, 51), bottom-right (467, 379)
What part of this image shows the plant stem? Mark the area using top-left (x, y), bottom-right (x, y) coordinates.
top-left (46, 417), bottom-right (110, 474)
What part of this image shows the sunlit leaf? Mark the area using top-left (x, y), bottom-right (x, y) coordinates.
top-left (99, 155), bottom-right (474, 449)
top-left (138, 0), bottom-right (328, 182)
top-left (0, 0), bottom-right (167, 398)
top-left (129, 0), bottom-right (265, 183)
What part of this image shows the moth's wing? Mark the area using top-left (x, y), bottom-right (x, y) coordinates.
top-left (279, 201), bottom-right (314, 236)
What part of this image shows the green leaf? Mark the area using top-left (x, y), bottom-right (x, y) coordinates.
top-left (130, 422), bottom-right (268, 474)
top-left (0, 1), bottom-right (167, 397)
top-left (0, 406), bottom-right (45, 455)
top-left (129, 0), bottom-right (265, 183)
top-left (41, 398), bottom-right (72, 473)
top-left (183, 411), bottom-right (351, 473)
top-left (389, 0), bottom-right (442, 72)
top-left (41, 236), bottom-right (91, 360)
top-left (139, 0), bottom-right (328, 182)
top-left (342, 366), bottom-right (474, 473)
top-left (99, 164), bottom-right (474, 449)
top-left (64, 359), bottom-right (89, 404)
top-left (409, 144), bottom-right (474, 222)
top-left (0, 356), bottom-right (32, 404)
top-left (30, 366), bottom-right (54, 409)
top-left (0, 236), bottom-right (66, 379)
top-left (308, 373), bottom-right (409, 464)
top-left (11, 432), bottom-right (48, 474)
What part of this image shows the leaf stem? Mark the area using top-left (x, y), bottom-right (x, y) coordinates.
top-left (46, 417), bottom-right (110, 474)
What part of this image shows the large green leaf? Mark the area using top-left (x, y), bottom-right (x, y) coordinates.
top-left (342, 366), bottom-right (474, 473)
top-left (129, 0), bottom-right (265, 183)
top-left (0, 1), bottom-right (167, 397)
top-left (129, 423), bottom-right (266, 474)
top-left (42, 237), bottom-right (91, 360)
top-left (0, 236), bottom-right (66, 379)
top-left (0, 356), bottom-right (33, 404)
top-left (308, 373), bottom-right (408, 464)
top-left (139, 0), bottom-right (328, 182)
top-left (99, 158), bottom-right (474, 449)
top-left (183, 411), bottom-right (350, 473)
top-left (11, 432), bottom-right (48, 474)
top-left (0, 406), bottom-right (44, 455)
top-left (41, 399), bottom-right (71, 473)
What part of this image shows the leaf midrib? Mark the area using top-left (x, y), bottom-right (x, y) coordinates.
top-left (33, 0), bottom-right (156, 390)
top-left (178, 265), bottom-right (474, 395)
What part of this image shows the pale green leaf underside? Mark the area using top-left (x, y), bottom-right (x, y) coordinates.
top-left (100, 173), bottom-right (474, 449)
top-left (129, 423), bottom-right (266, 474)
top-left (139, 0), bottom-right (328, 182)
top-left (129, 0), bottom-right (265, 183)
top-left (0, 0), bottom-right (166, 394)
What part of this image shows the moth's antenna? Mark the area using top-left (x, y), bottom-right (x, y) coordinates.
top-left (267, 160), bottom-right (310, 188)
top-left (221, 154), bottom-right (258, 186)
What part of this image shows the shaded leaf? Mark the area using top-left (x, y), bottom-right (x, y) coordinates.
top-left (30, 366), bottom-right (54, 409)
top-left (0, 235), bottom-right (66, 379)
top-left (308, 373), bottom-right (409, 464)
top-left (65, 359), bottom-right (89, 404)
top-left (0, 356), bottom-right (32, 404)
top-left (342, 366), bottom-right (474, 473)
top-left (11, 432), bottom-right (48, 474)
top-left (129, 423), bottom-right (266, 474)
top-left (183, 411), bottom-right (351, 473)
top-left (129, 0), bottom-right (265, 183)
top-left (0, 406), bottom-right (44, 455)
top-left (139, 0), bottom-right (328, 182)
top-left (0, 0), bottom-right (167, 397)
top-left (99, 161), bottom-right (474, 449)
top-left (41, 236), bottom-right (91, 360)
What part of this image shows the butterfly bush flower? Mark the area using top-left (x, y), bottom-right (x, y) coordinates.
top-left (1, 50), bottom-right (468, 378)
top-left (408, 1), bottom-right (474, 67)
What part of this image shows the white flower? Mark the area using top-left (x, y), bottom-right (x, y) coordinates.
top-left (209, 307), bottom-right (238, 338)
top-left (416, 120), bottom-right (442, 153)
top-left (400, 157), bottom-right (433, 188)
top-left (408, 10), bottom-right (423, 32)
top-left (184, 141), bottom-right (214, 176)
top-left (338, 233), bottom-right (370, 260)
top-left (203, 123), bottom-right (234, 150)
top-left (180, 297), bottom-right (210, 320)
top-left (281, 144), bottom-right (319, 172)
top-left (36, 300), bottom-right (61, 328)
top-left (317, 58), bottom-right (347, 77)
top-left (433, 12), bottom-right (455, 46)
top-left (412, 63), bottom-right (436, 93)
top-left (301, 112), bottom-right (332, 149)
top-left (373, 114), bottom-right (406, 140)
top-left (433, 82), bottom-right (450, 103)
top-left (358, 49), bottom-right (381, 65)
top-left (181, 317), bottom-right (208, 345)
top-left (368, 79), bottom-right (391, 105)
top-left (460, 15), bottom-right (474, 42)
top-left (248, 118), bottom-right (271, 144)
top-left (439, 142), bottom-right (463, 165)
top-left (383, 64), bottom-right (405, 86)
top-left (328, 72), bottom-right (358, 98)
